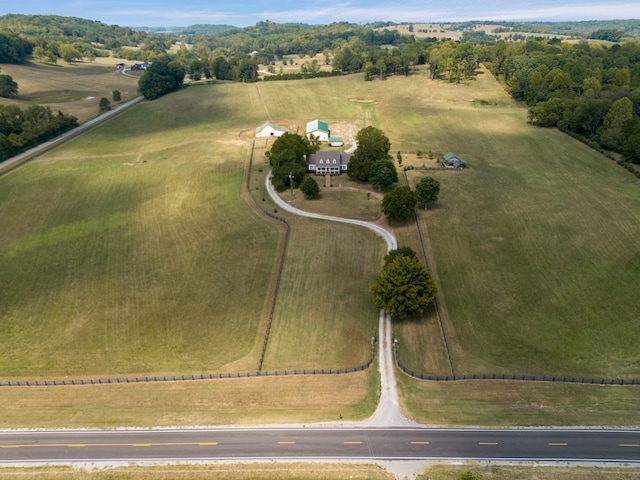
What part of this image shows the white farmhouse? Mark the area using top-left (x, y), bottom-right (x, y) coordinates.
top-left (306, 151), bottom-right (350, 175)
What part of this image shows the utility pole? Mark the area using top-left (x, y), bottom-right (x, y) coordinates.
top-left (288, 171), bottom-right (294, 198)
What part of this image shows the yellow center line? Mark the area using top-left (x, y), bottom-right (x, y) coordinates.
top-left (548, 442), bottom-right (568, 446)
top-left (277, 442), bottom-right (296, 445)
top-left (343, 441), bottom-right (362, 445)
top-left (620, 444), bottom-right (640, 447)
top-left (479, 442), bottom-right (498, 445)
top-left (1, 442), bottom-right (219, 449)
top-left (410, 441), bottom-right (430, 445)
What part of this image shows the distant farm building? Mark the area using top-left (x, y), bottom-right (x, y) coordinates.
top-left (443, 152), bottom-right (468, 169)
top-left (131, 63), bottom-right (150, 71)
top-left (306, 120), bottom-right (330, 142)
top-left (256, 121), bottom-right (287, 137)
top-left (306, 151), bottom-right (350, 175)
top-left (328, 136), bottom-right (344, 147)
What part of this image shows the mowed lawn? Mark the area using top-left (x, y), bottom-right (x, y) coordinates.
top-left (0, 85), bottom-right (280, 376)
top-left (0, 79), bottom-right (385, 380)
top-left (0, 58), bottom-right (140, 122)
top-left (2, 65), bottom-right (640, 427)
top-left (379, 67), bottom-right (640, 379)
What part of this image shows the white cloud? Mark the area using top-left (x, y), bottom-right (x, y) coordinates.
top-left (14, 0), bottom-right (640, 27)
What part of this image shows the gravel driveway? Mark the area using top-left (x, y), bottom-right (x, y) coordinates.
top-left (265, 173), bottom-right (417, 427)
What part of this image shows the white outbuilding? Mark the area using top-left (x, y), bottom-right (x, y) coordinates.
top-left (256, 121), bottom-right (287, 137)
top-left (306, 119), bottom-right (330, 142)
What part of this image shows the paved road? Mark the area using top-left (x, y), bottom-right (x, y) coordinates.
top-left (1, 428), bottom-right (639, 464)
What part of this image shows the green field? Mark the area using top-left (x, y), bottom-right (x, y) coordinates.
top-left (1, 63), bottom-right (640, 427)
top-left (0, 80), bottom-right (380, 379)
top-left (0, 57), bottom-right (140, 122)
top-left (383, 68), bottom-right (640, 380)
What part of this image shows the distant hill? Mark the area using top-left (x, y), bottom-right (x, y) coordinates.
top-left (0, 14), bottom-right (147, 48)
top-left (135, 24), bottom-right (238, 35)
top-left (445, 19), bottom-right (640, 38)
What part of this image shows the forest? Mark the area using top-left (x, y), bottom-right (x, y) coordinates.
top-left (0, 14), bottom-right (639, 168)
top-left (483, 39), bottom-right (640, 168)
top-left (0, 105), bottom-right (78, 161)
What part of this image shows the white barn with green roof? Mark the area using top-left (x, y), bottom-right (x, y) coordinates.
top-left (306, 119), bottom-right (330, 142)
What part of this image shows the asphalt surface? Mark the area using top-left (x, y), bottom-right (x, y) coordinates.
top-left (1, 428), bottom-right (639, 464)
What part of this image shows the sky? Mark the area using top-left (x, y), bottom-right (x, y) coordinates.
top-left (1, 0), bottom-right (639, 28)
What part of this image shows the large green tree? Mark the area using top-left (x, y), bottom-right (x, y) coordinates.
top-left (600, 97), bottom-right (634, 151)
top-left (371, 248), bottom-right (437, 317)
top-left (381, 186), bottom-right (418, 221)
top-left (415, 176), bottom-right (440, 209)
top-left (622, 117), bottom-right (640, 164)
top-left (267, 133), bottom-right (317, 191)
top-left (211, 56), bottom-right (232, 80)
top-left (369, 158), bottom-right (398, 191)
top-left (347, 126), bottom-right (391, 181)
top-left (300, 176), bottom-right (320, 199)
top-left (0, 73), bottom-right (18, 97)
top-left (137, 60), bottom-right (185, 100)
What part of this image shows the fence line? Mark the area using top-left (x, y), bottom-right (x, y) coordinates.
top-left (393, 345), bottom-right (639, 386)
top-left (0, 357), bottom-right (375, 387)
top-left (245, 140), bottom-right (290, 371)
top-left (405, 171), bottom-right (455, 376)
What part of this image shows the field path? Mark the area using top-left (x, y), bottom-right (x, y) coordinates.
top-left (266, 173), bottom-right (417, 427)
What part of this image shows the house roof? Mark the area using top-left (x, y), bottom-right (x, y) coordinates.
top-left (306, 119), bottom-right (329, 134)
top-left (256, 121), bottom-right (286, 134)
top-left (307, 151), bottom-right (351, 167)
top-left (328, 136), bottom-right (343, 143)
top-left (443, 152), bottom-right (468, 164)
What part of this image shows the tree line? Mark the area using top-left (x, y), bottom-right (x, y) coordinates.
top-left (2, 15), bottom-right (639, 167)
top-left (483, 38), bottom-right (640, 168)
top-left (0, 104), bottom-right (78, 162)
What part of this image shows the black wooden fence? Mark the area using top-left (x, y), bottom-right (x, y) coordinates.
top-left (246, 140), bottom-right (290, 371)
top-left (0, 359), bottom-right (375, 387)
top-left (394, 347), bottom-right (639, 386)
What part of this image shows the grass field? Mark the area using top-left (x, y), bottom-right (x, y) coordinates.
top-left (387, 68), bottom-right (640, 379)
top-left (0, 371), bottom-right (376, 428)
top-left (1, 63), bottom-right (640, 428)
top-left (0, 80), bottom-right (381, 379)
top-left (1, 463), bottom-right (639, 480)
top-left (0, 57), bottom-right (140, 122)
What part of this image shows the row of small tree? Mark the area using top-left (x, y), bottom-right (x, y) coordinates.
top-left (380, 174), bottom-right (440, 221)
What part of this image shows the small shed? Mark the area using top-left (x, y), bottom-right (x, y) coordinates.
top-left (256, 121), bottom-right (287, 138)
top-left (328, 136), bottom-right (344, 147)
top-left (443, 152), bottom-right (468, 169)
